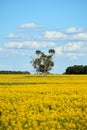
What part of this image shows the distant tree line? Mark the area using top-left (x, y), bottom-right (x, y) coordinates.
top-left (0, 71), bottom-right (30, 74)
top-left (65, 65), bottom-right (87, 74)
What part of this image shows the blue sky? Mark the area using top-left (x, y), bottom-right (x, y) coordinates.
top-left (0, 0), bottom-right (87, 73)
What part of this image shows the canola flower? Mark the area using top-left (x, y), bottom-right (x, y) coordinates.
top-left (0, 74), bottom-right (87, 130)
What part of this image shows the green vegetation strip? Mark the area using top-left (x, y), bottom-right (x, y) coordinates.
top-left (0, 82), bottom-right (87, 85)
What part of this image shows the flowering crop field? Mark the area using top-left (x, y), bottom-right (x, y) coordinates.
top-left (0, 74), bottom-right (87, 130)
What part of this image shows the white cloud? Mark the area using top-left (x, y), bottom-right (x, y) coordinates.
top-left (66, 27), bottom-right (87, 40)
top-left (4, 41), bottom-right (55, 49)
top-left (66, 27), bottom-right (83, 33)
top-left (73, 33), bottom-right (87, 40)
top-left (55, 47), bottom-right (63, 55)
top-left (63, 42), bottom-right (84, 51)
top-left (7, 33), bottom-right (22, 39)
top-left (2, 25), bottom-right (87, 60)
top-left (0, 46), bottom-right (34, 56)
top-left (66, 52), bottom-right (87, 60)
top-left (44, 31), bottom-right (68, 40)
top-left (4, 42), bottom-right (23, 48)
top-left (20, 23), bottom-right (42, 29)
top-left (0, 47), bottom-right (3, 52)
top-left (55, 41), bottom-right (87, 59)
top-left (44, 28), bottom-right (87, 41)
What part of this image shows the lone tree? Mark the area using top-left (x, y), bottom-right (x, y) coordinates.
top-left (31, 49), bottom-right (55, 75)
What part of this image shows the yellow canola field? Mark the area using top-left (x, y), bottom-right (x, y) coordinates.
top-left (0, 74), bottom-right (87, 130)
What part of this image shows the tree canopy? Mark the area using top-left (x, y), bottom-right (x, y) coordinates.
top-left (31, 49), bottom-right (55, 74)
top-left (65, 65), bottom-right (87, 74)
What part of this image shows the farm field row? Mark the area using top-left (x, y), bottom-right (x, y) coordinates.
top-left (0, 74), bottom-right (87, 130)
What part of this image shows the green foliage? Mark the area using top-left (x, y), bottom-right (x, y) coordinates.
top-left (65, 65), bottom-right (87, 74)
top-left (0, 71), bottom-right (30, 74)
top-left (31, 49), bottom-right (55, 74)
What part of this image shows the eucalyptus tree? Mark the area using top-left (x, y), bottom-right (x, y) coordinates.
top-left (31, 49), bottom-right (55, 74)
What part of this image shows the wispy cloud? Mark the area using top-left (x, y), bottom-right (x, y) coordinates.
top-left (66, 52), bottom-right (87, 60)
top-left (55, 47), bottom-right (63, 55)
top-left (4, 41), bottom-right (55, 49)
top-left (44, 28), bottom-right (87, 41)
top-left (63, 42), bottom-right (84, 51)
top-left (0, 47), bottom-right (3, 52)
top-left (73, 33), bottom-right (87, 40)
top-left (66, 27), bottom-right (83, 33)
top-left (1, 24), bottom-right (87, 60)
top-left (7, 33), bottom-right (22, 39)
top-left (44, 31), bottom-right (68, 40)
top-left (55, 41), bottom-right (87, 59)
top-left (19, 23), bottom-right (43, 29)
